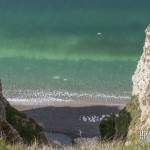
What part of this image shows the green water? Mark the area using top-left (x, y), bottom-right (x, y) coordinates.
top-left (0, 58), bottom-right (136, 96)
top-left (0, 0), bottom-right (150, 97)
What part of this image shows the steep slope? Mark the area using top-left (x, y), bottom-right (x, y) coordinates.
top-left (0, 80), bottom-right (48, 144)
top-left (132, 25), bottom-right (150, 130)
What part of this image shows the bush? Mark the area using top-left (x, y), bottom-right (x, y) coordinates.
top-left (5, 104), bottom-right (43, 144)
top-left (99, 96), bottom-right (140, 141)
top-left (100, 115), bottom-right (116, 140)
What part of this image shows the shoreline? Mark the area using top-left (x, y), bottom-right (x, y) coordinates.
top-left (10, 97), bottom-right (128, 110)
top-left (11, 98), bottom-right (128, 145)
top-left (8, 94), bottom-right (129, 109)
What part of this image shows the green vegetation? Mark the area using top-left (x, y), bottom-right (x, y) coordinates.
top-left (0, 138), bottom-right (150, 150)
top-left (100, 96), bottom-right (141, 141)
top-left (5, 104), bottom-right (46, 144)
top-left (116, 96), bottom-right (141, 142)
top-left (0, 140), bottom-right (8, 150)
top-left (0, 96), bottom-right (149, 149)
top-left (100, 114), bottom-right (116, 140)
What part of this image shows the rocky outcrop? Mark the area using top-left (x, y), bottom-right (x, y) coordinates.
top-left (132, 25), bottom-right (150, 130)
top-left (0, 80), bottom-right (49, 144)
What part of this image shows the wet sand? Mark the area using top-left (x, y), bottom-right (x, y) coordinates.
top-left (12, 99), bottom-right (128, 139)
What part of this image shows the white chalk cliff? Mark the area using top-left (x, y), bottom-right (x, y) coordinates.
top-left (132, 25), bottom-right (150, 129)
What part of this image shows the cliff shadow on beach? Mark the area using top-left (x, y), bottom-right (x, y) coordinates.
top-left (16, 105), bottom-right (122, 138)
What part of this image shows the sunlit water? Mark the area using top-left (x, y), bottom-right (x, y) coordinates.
top-left (0, 0), bottom-right (150, 102)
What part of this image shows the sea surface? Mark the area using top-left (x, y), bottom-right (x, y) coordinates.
top-left (0, 0), bottom-right (150, 101)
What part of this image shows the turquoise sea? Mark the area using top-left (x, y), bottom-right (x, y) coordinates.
top-left (0, 0), bottom-right (150, 99)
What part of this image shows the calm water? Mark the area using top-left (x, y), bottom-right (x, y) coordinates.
top-left (0, 0), bottom-right (150, 99)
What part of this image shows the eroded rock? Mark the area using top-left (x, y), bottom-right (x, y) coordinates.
top-left (132, 25), bottom-right (150, 129)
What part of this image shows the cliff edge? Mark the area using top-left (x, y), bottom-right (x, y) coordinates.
top-left (132, 25), bottom-right (150, 130)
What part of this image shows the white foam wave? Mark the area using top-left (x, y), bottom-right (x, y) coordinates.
top-left (5, 89), bottom-right (129, 105)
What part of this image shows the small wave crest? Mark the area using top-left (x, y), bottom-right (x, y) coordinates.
top-left (4, 89), bottom-right (129, 105)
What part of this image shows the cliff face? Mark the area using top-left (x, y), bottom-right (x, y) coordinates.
top-left (0, 80), bottom-right (22, 143)
top-left (0, 80), bottom-right (7, 121)
top-left (132, 25), bottom-right (150, 130)
top-left (0, 80), bottom-right (48, 144)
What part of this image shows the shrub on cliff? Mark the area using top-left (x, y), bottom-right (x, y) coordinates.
top-left (0, 80), bottom-right (48, 145)
top-left (100, 114), bottom-right (116, 140)
top-left (99, 96), bottom-right (141, 141)
top-left (5, 104), bottom-right (47, 144)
